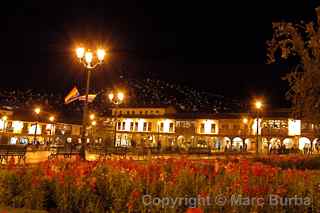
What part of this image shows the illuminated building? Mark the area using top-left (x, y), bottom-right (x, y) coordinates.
top-left (0, 109), bottom-right (81, 145)
top-left (106, 106), bottom-right (317, 153)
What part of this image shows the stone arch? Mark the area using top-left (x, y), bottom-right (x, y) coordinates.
top-left (313, 138), bottom-right (320, 152)
top-left (261, 137), bottom-right (279, 152)
top-left (232, 137), bottom-right (243, 150)
top-left (244, 138), bottom-right (252, 151)
top-left (211, 136), bottom-right (222, 150)
top-left (177, 135), bottom-right (188, 149)
top-left (283, 138), bottom-right (293, 149)
top-left (223, 137), bottom-right (231, 150)
top-left (299, 137), bottom-right (311, 150)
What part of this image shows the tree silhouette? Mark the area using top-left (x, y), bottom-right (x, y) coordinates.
top-left (267, 7), bottom-right (320, 134)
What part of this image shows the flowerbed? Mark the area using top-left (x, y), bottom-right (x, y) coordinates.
top-left (0, 157), bottom-right (319, 212)
top-left (253, 155), bottom-right (320, 170)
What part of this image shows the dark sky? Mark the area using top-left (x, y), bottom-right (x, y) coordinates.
top-left (0, 0), bottom-right (319, 107)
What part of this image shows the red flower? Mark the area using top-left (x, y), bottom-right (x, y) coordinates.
top-left (131, 189), bottom-right (141, 200)
top-left (185, 208), bottom-right (204, 213)
top-left (251, 163), bottom-right (264, 177)
top-left (127, 201), bottom-right (133, 210)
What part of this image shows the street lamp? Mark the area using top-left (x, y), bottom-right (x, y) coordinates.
top-left (91, 120), bottom-right (97, 144)
top-left (48, 116), bottom-right (55, 145)
top-left (108, 91), bottom-right (125, 147)
top-left (75, 46), bottom-right (106, 160)
top-left (243, 118), bottom-right (248, 124)
top-left (254, 101), bottom-right (263, 155)
top-left (2, 115), bottom-right (7, 134)
top-left (34, 107), bottom-right (41, 145)
top-left (242, 117), bottom-right (248, 151)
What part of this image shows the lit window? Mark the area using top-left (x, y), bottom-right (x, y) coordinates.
top-left (200, 124), bottom-right (205, 133)
top-left (211, 124), bottom-right (216, 133)
top-left (117, 122), bottom-right (121, 130)
top-left (130, 122), bottom-right (134, 131)
top-left (143, 122), bottom-right (147, 131)
top-left (28, 124), bottom-right (41, 135)
top-left (12, 121), bottom-right (23, 134)
top-left (148, 122), bottom-right (152, 131)
top-left (169, 123), bottom-right (174, 132)
top-left (160, 123), bottom-right (164, 132)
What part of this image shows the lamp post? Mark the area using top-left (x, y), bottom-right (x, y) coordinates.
top-left (48, 116), bottom-right (55, 145)
top-left (255, 101), bottom-right (262, 155)
top-left (34, 107), bottom-right (41, 145)
top-left (2, 115), bottom-right (7, 134)
top-left (242, 117), bottom-right (248, 151)
top-left (75, 46), bottom-right (106, 160)
top-left (1, 115), bottom-right (8, 144)
top-left (108, 91), bottom-right (124, 147)
top-left (91, 120), bottom-right (97, 143)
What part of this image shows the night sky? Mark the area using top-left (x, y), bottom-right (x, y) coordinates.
top-left (0, 0), bottom-right (319, 107)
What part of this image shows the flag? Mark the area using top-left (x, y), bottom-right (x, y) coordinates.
top-left (64, 87), bottom-right (80, 104)
top-left (78, 94), bottom-right (97, 103)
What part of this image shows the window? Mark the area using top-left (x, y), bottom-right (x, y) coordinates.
top-left (132, 111), bottom-right (135, 115)
top-left (130, 122), bottom-right (134, 131)
top-left (122, 122), bottom-right (125, 130)
top-left (150, 110), bottom-right (154, 114)
top-left (146, 111), bottom-right (148, 115)
top-left (169, 122), bottom-right (174, 132)
top-left (155, 110), bottom-right (159, 114)
top-left (148, 122), bottom-right (152, 131)
top-left (211, 124), bottom-right (216, 133)
top-left (143, 122), bottom-right (147, 131)
top-left (134, 122), bottom-right (138, 131)
top-left (160, 123), bottom-right (164, 132)
top-left (117, 122), bottom-right (121, 130)
top-left (140, 111), bottom-right (143, 115)
top-left (200, 123), bottom-right (205, 133)
top-left (119, 110), bottom-right (122, 115)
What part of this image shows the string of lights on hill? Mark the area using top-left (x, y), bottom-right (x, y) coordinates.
top-left (0, 78), bottom-right (244, 120)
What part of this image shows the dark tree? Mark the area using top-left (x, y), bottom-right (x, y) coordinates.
top-left (267, 7), bottom-right (320, 134)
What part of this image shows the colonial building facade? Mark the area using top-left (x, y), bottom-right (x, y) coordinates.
top-left (108, 107), bottom-right (318, 153)
top-left (0, 109), bottom-right (82, 145)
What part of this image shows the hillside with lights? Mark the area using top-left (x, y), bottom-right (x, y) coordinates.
top-left (0, 78), bottom-right (244, 119)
